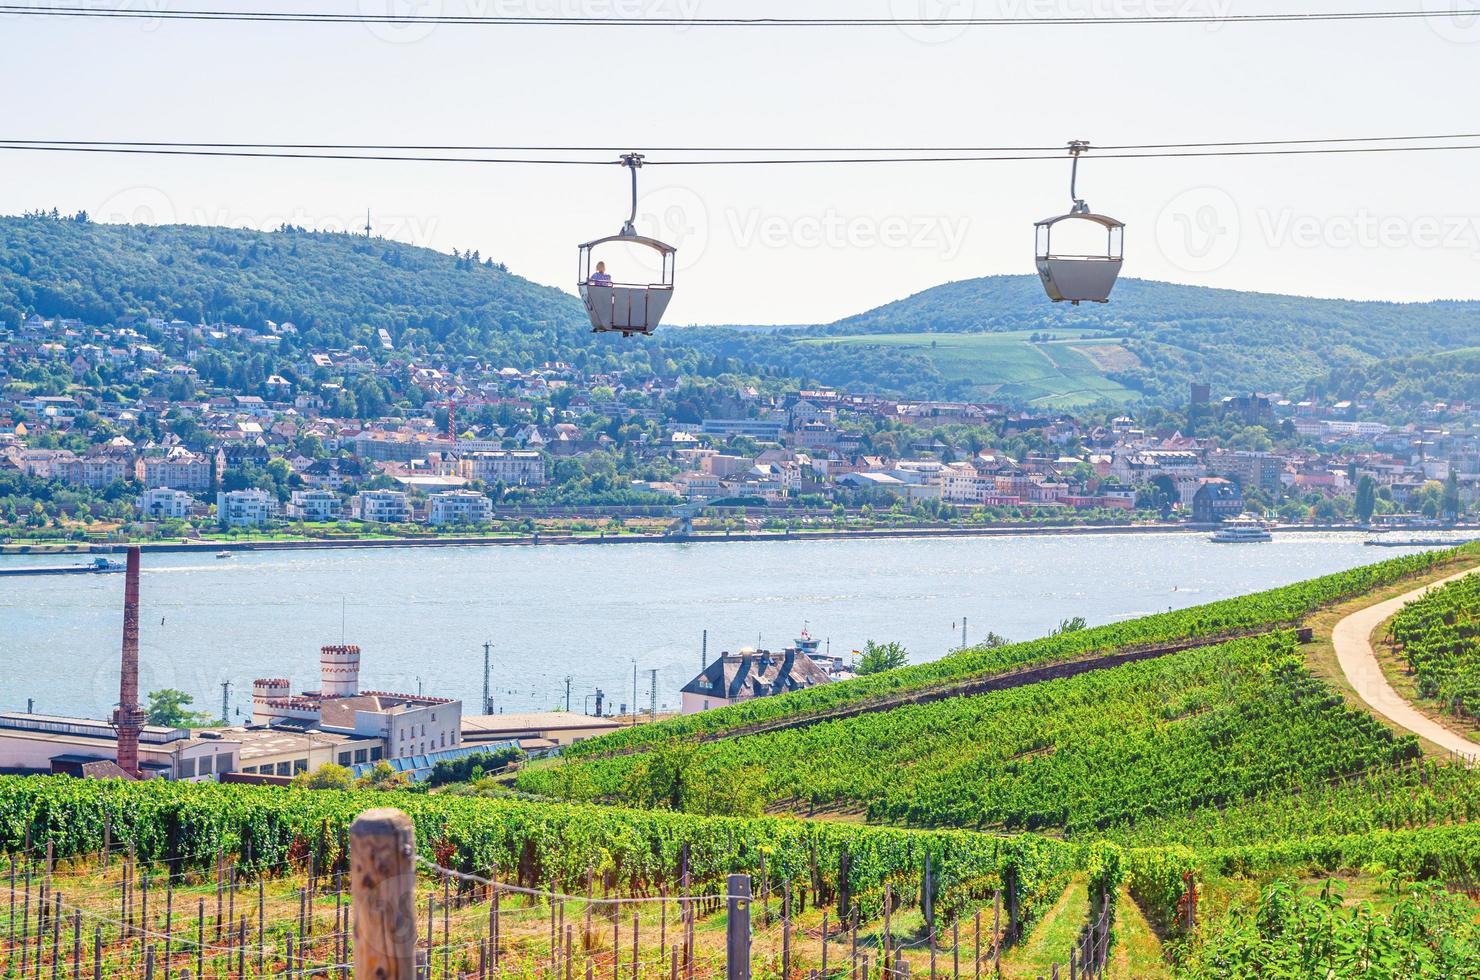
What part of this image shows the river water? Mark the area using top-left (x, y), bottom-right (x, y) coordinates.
top-left (0, 532), bottom-right (1443, 721)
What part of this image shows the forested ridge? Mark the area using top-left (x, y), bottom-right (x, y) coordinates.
top-left (6, 214), bottom-right (1480, 407)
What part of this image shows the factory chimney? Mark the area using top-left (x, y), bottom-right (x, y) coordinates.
top-left (112, 547), bottom-right (146, 777)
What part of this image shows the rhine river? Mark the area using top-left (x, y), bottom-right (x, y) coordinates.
top-left (0, 532), bottom-right (1449, 721)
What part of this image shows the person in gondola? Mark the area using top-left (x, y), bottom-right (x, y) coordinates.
top-left (588, 261), bottom-right (613, 286)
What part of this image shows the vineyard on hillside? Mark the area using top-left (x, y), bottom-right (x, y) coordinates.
top-left (7, 549), bottom-right (1480, 977)
top-left (518, 633), bottom-right (1430, 833)
top-left (564, 546), bottom-right (1475, 758)
top-left (1387, 571), bottom-right (1480, 722)
top-left (4, 780), bottom-right (1480, 978)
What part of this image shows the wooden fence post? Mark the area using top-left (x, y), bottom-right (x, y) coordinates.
top-left (350, 808), bottom-right (419, 980)
top-left (726, 874), bottom-right (751, 980)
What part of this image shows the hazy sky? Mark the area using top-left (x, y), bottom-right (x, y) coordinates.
top-left (3, 1), bottom-right (1480, 325)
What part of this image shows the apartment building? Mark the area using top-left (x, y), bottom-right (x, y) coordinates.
top-left (458, 450), bottom-right (547, 487)
top-left (286, 488), bottom-right (343, 522)
top-left (428, 490), bottom-right (493, 525)
top-left (217, 488), bottom-right (277, 527)
top-left (353, 490), bottom-right (411, 523)
top-left (137, 487), bottom-right (194, 519)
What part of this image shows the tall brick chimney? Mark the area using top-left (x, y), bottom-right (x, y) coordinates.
top-left (112, 547), bottom-right (146, 777)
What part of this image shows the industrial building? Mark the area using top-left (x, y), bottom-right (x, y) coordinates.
top-left (0, 549), bottom-right (483, 784)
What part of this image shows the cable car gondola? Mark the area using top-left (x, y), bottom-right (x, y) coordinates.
top-left (1035, 141), bottom-right (1124, 305)
top-left (578, 153), bottom-right (676, 337)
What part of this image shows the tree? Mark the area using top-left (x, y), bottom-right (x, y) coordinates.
top-left (1052, 617), bottom-right (1088, 636)
top-left (856, 640), bottom-right (910, 675)
top-left (292, 763), bottom-right (353, 790)
top-left (1443, 472), bottom-right (1462, 523)
top-left (354, 760), bottom-right (410, 791)
top-left (1355, 475), bottom-right (1378, 524)
top-left (145, 689), bottom-right (219, 728)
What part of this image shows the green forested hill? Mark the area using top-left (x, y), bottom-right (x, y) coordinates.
top-left (786, 275), bottom-right (1480, 404)
top-left (5, 214), bottom-right (1479, 408)
top-left (0, 213), bottom-right (598, 363)
top-left (1307, 347), bottom-right (1480, 417)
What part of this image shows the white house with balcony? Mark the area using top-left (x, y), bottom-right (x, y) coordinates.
top-left (353, 490), bottom-right (410, 524)
top-left (137, 487), bottom-right (194, 520)
top-left (286, 488), bottom-right (342, 522)
top-left (428, 490), bottom-right (492, 525)
top-left (217, 489), bottom-right (277, 527)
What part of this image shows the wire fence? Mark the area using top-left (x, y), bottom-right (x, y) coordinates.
top-left (0, 819), bottom-right (1134, 980)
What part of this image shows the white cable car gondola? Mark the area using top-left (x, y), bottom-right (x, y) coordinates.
top-left (578, 153), bottom-right (676, 337)
top-left (1035, 141), bottom-right (1124, 305)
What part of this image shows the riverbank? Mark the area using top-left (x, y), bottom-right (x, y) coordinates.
top-left (2, 521), bottom-right (1189, 555)
top-left (4, 520), bottom-right (1467, 558)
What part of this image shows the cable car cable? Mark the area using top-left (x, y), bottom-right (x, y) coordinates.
top-left (4, 4), bottom-right (1478, 27)
top-left (3, 132), bottom-right (1480, 153)
top-left (3, 141), bottom-right (1480, 166)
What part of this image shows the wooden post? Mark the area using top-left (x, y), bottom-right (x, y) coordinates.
top-left (992, 892), bottom-right (1002, 969)
top-left (821, 911), bottom-right (829, 980)
top-left (492, 876), bottom-right (501, 972)
top-left (196, 898), bottom-right (204, 980)
top-left (782, 881), bottom-right (791, 980)
top-left (350, 808), bottom-right (419, 980)
top-left (93, 925), bottom-right (101, 980)
top-left (952, 922), bottom-right (959, 980)
top-left (632, 909), bottom-right (640, 980)
top-left (726, 874), bottom-right (751, 980)
top-left (882, 883), bottom-right (892, 975)
top-left (258, 877), bottom-right (266, 977)
top-left (973, 910), bottom-right (980, 980)
top-left (923, 853), bottom-right (933, 937)
top-left (851, 911), bottom-right (858, 980)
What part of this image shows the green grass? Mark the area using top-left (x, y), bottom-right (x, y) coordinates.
top-left (997, 875), bottom-right (1089, 978)
top-left (793, 329), bottom-right (1140, 408)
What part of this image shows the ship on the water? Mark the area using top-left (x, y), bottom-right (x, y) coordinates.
top-left (1211, 519), bottom-right (1273, 543)
top-left (0, 556), bottom-right (126, 578)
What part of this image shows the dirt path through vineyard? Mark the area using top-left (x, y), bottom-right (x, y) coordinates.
top-left (1333, 567), bottom-right (1480, 760)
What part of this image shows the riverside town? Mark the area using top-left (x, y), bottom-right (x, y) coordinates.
top-left (7, 3), bottom-right (1480, 978)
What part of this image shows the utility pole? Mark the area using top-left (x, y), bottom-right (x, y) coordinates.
top-left (482, 641), bottom-right (493, 715)
top-left (962, 616), bottom-right (968, 650)
top-left (649, 669), bottom-right (657, 722)
top-left (364, 208), bottom-right (371, 239)
top-left (564, 675), bottom-right (573, 713)
top-left (701, 629), bottom-right (707, 670)
top-left (631, 660), bottom-right (638, 724)
top-left (220, 680), bottom-right (231, 722)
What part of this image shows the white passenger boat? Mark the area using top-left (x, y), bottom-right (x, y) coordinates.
top-left (1211, 519), bottom-right (1273, 543)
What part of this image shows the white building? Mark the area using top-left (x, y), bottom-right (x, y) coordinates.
top-left (458, 450), bottom-right (546, 487)
top-left (137, 448), bottom-right (216, 491)
top-left (250, 645), bottom-right (463, 763)
top-left (217, 489), bottom-right (277, 527)
top-left (940, 462), bottom-right (996, 504)
top-left (353, 490), bottom-right (410, 523)
top-left (286, 488), bottom-right (342, 522)
top-left (137, 487), bottom-right (194, 519)
top-left (0, 712), bottom-right (239, 782)
top-left (54, 455), bottom-right (131, 489)
top-left (428, 490), bottom-right (492, 525)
